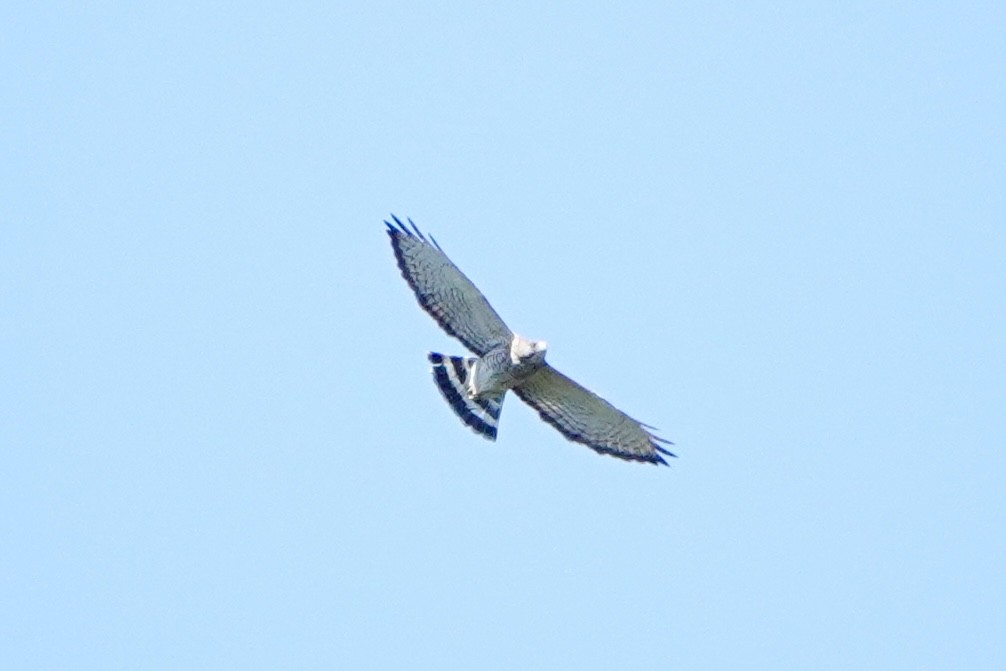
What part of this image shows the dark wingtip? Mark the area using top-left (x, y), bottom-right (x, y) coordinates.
top-left (388, 213), bottom-right (409, 235)
top-left (386, 215), bottom-right (441, 250)
top-left (407, 217), bottom-right (428, 242)
top-left (655, 443), bottom-right (678, 459)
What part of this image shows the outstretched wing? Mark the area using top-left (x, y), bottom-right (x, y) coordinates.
top-left (386, 216), bottom-right (513, 356)
top-left (513, 365), bottom-right (676, 465)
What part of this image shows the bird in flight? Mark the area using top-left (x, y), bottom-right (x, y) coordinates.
top-left (386, 215), bottom-right (675, 465)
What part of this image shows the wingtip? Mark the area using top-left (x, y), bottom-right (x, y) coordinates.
top-left (387, 213), bottom-right (409, 235)
top-left (407, 217), bottom-right (428, 242)
top-left (385, 215), bottom-right (441, 249)
top-left (653, 435), bottom-right (677, 456)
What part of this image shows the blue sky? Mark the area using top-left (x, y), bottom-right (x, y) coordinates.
top-left (3, 2), bottom-right (1004, 669)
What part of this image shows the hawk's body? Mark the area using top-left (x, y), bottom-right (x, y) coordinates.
top-left (386, 216), bottom-right (675, 465)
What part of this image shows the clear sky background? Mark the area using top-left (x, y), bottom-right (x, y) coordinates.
top-left (3, 2), bottom-right (1004, 669)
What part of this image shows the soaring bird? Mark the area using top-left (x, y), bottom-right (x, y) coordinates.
top-left (386, 215), bottom-right (675, 465)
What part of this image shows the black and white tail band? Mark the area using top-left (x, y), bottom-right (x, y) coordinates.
top-left (428, 352), bottom-right (504, 440)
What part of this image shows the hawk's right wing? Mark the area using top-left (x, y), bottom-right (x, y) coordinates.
top-left (513, 365), bottom-right (676, 465)
top-left (386, 216), bottom-right (513, 356)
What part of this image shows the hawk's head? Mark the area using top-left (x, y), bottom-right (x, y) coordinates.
top-left (511, 335), bottom-right (548, 367)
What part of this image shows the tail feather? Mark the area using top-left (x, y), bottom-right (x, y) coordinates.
top-left (428, 352), bottom-right (504, 440)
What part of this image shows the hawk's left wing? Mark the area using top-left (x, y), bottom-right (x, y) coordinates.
top-left (513, 365), bottom-right (675, 465)
top-left (386, 216), bottom-right (513, 356)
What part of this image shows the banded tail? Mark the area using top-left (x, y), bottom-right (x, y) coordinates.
top-left (428, 352), bottom-right (505, 440)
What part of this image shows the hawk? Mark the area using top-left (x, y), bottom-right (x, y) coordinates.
top-left (386, 215), bottom-right (675, 465)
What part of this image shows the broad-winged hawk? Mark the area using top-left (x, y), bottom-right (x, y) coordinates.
top-left (386, 215), bottom-right (675, 466)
